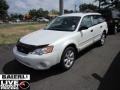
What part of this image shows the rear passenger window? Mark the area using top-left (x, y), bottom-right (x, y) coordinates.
top-left (99, 16), bottom-right (105, 23)
top-left (93, 15), bottom-right (105, 25)
top-left (81, 16), bottom-right (92, 28)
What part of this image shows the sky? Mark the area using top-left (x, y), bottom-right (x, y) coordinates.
top-left (6, 0), bottom-right (97, 14)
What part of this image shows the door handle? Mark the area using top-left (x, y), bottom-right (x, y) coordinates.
top-left (91, 30), bottom-right (93, 32)
top-left (100, 26), bottom-right (102, 28)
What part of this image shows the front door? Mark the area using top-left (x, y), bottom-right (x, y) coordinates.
top-left (77, 15), bottom-right (94, 50)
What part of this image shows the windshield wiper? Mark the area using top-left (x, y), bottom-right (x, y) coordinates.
top-left (46, 28), bottom-right (61, 30)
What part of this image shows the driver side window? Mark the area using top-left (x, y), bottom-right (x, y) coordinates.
top-left (80, 16), bottom-right (92, 28)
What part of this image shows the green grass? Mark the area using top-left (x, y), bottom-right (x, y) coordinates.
top-left (0, 22), bottom-right (46, 29)
top-left (0, 35), bottom-right (20, 44)
top-left (0, 23), bottom-right (46, 45)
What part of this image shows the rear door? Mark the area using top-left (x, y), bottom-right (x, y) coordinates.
top-left (92, 15), bottom-right (105, 42)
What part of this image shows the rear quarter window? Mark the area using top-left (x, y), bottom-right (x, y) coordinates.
top-left (92, 15), bottom-right (105, 25)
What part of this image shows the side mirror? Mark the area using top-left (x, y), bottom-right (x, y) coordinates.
top-left (79, 26), bottom-right (88, 31)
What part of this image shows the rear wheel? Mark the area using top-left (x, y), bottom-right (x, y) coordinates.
top-left (113, 25), bottom-right (118, 34)
top-left (98, 33), bottom-right (106, 46)
top-left (60, 47), bottom-right (76, 70)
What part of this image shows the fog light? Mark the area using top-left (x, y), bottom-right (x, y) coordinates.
top-left (39, 62), bottom-right (47, 67)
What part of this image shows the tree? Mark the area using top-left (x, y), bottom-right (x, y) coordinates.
top-left (36, 8), bottom-right (48, 18)
top-left (29, 8), bottom-right (49, 19)
top-left (10, 14), bottom-right (24, 21)
top-left (29, 9), bottom-right (37, 18)
top-left (0, 0), bottom-right (9, 20)
top-left (64, 9), bottom-right (73, 14)
top-left (95, 0), bottom-right (120, 10)
top-left (50, 9), bottom-right (59, 15)
top-left (79, 4), bottom-right (98, 12)
top-left (18, 14), bottom-right (24, 20)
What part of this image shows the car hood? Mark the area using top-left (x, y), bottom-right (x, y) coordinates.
top-left (20, 29), bottom-right (72, 46)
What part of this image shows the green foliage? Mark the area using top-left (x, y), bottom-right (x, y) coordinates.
top-left (64, 9), bottom-right (73, 14)
top-left (96, 0), bottom-right (120, 10)
top-left (0, 0), bottom-right (9, 20)
top-left (49, 9), bottom-right (59, 15)
top-left (9, 14), bottom-right (24, 20)
top-left (29, 8), bottom-right (49, 19)
top-left (29, 9), bottom-right (37, 18)
top-left (79, 4), bottom-right (98, 12)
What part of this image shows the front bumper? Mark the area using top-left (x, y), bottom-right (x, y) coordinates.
top-left (13, 46), bottom-right (59, 70)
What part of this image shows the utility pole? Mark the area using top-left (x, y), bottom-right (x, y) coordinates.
top-left (74, 4), bottom-right (77, 13)
top-left (59, 0), bottom-right (64, 15)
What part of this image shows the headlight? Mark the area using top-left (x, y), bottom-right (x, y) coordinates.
top-left (31, 46), bottom-right (54, 55)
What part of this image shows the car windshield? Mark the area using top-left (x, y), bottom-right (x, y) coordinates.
top-left (45, 16), bottom-right (81, 31)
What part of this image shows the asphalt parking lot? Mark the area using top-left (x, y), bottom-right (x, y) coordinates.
top-left (0, 33), bottom-right (120, 90)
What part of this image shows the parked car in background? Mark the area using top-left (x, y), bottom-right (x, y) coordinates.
top-left (13, 13), bottom-right (108, 70)
top-left (0, 20), bottom-right (3, 24)
top-left (99, 8), bottom-right (120, 34)
top-left (37, 17), bottom-right (49, 22)
top-left (16, 19), bottom-right (21, 23)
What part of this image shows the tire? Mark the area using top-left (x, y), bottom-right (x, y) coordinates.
top-left (113, 25), bottom-right (118, 34)
top-left (98, 33), bottom-right (106, 46)
top-left (59, 47), bottom-right (76, 70)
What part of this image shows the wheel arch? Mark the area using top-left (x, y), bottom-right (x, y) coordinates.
top-left (60, 43), bottom-right (78, 61)
top-left (65, 43), bottom-right (78, 53)
top-left (103, 30), bottom-right (107, 38)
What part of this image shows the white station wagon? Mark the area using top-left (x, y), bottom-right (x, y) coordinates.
top-left (13, 13), bottom-right (108, 70)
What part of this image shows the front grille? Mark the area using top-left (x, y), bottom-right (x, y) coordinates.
top-left (17, 42), bottom-right (36, 54)
top-left (16, 42), bottom-right (48, 54)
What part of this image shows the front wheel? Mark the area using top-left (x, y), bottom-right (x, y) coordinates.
top-left (59, 47), bottom-right (76, 70)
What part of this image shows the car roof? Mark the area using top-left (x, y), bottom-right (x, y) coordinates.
top-left (60, 12), bottom-right (101, 17)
